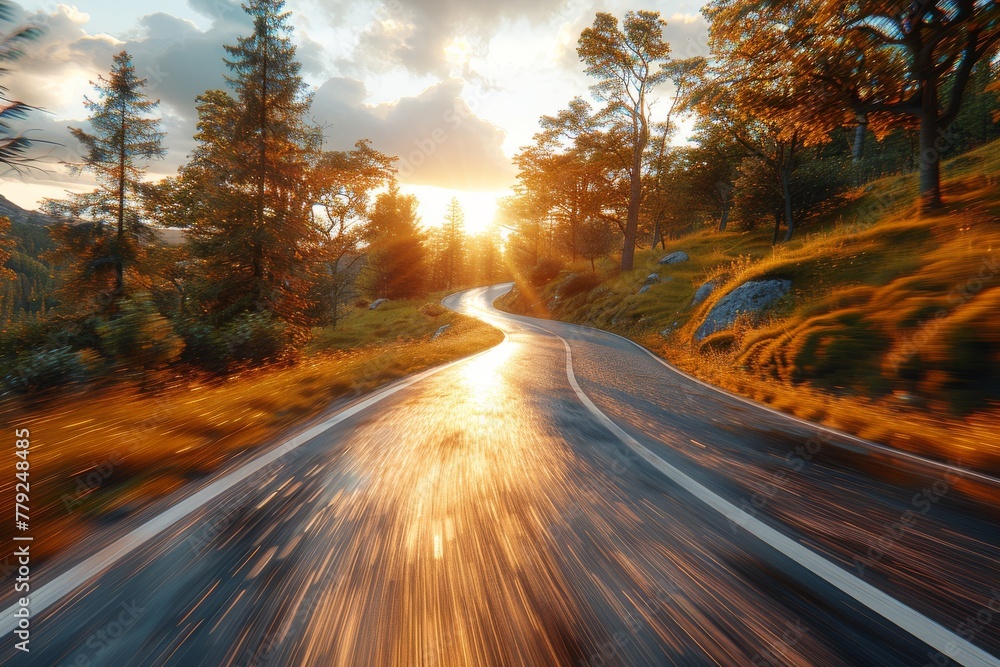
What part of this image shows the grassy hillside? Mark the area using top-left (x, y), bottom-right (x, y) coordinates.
top-left (0, 298), bottom-right (502, 565)
top-left (499, 140), bottom-right (1000, 474)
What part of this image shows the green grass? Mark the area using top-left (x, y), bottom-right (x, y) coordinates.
top-left (309, 296), bottom-right (452, 351)
top-left (498, 139), bottom-right (1000, 477)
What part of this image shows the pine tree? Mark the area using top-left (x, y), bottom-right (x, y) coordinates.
top-left (190, 0), bottom-right (319, 326)
top-left (363, 182), bottom-right (427, 299)
top-left (440, 198), bottom-right (466, 290)
top-left (46, 50), bottom-right (164, 312)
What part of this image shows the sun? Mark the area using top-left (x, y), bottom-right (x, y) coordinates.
top-left (400, 185), bottom-right (508, 236)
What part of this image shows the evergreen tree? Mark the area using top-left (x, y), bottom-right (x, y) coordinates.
top-left (363, 182), bottom-right (427, 299)
top-left (190, 0), bottom-right (319, 326)
top-left (46, 50), bottom-right (164, 312)
top-left (440, 198), bottom-right (466, 290)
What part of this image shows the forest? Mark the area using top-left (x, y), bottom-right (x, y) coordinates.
top-left (1, 0), bottom-right (998, 393)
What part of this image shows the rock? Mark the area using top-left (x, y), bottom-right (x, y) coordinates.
top-left (691, 281), bottom-right (715, 307)
top-left (658, 251), bottom-right (689, 265)
top-left (659, 321), bottom-right (682, 338)
top-left (369, 298), bottom-right (388, 310)
top-left (638, 285), bottom-right (651, 294)
top-left (644, 273), bottom-right (660, 285)
top-left (695, 279), bottom-right (792, 341)
top-left (432, 324), bottom-right (451, 340)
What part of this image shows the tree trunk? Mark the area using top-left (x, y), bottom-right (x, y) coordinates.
top-left (852, 117), bottom-right (867, 163)
top-left (771, 212), bottom-right (782, 246)
top-left (781, 167), bottom-right (795, 242)
top-left (718, 202), bottom-right (730, 232)
top-left (621, 147), bottom-right (642, 272)
top-left (918, 78), bottom-right (943, 211)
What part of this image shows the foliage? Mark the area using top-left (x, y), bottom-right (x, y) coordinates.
top-left (429, 198), bottom-right (466, 290)
top-left (96, 293), bottom-right (183, 372)
top-left (703, 0), bottom-right (1000, 211)
top-left (362, 182), bottom-right (427, 300)
top-left (0, 214), bottom-right (12, 281)
top-left (187, 0), bottom-right (319, 327)
top-left (45, 51), bottom-right (164, 312)
top-left (559, 272), bottom-right (602, 299)
top-left (529, 257), bottom-right (564, 287)
top-left (0, 1), bottom-right (46, 174)
top-left (181, 311), bottom-right (293, 371)
top-left (577, 11), bottom-right (675, 271)
top-left (2, 346), bottom-right (86, 393)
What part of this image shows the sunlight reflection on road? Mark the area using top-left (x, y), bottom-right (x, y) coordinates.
top-left (293, 337), bottom-right (587, 665)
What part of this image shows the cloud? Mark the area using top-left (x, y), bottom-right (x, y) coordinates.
top-left (1, 2), bottom-right (514, 196)
top-left (341, 0), bottom-right (570, 76)
top-left (312, 77), bottom-right (515, 190)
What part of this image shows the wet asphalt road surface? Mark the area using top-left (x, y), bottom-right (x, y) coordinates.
top-left (1, 284), bottom-right (998, 666)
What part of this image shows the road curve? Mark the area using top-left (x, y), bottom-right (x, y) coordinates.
top-left (2, 284), bottom-right (998, 666)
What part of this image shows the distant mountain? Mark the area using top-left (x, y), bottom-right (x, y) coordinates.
top-left (1, 194), bottom-right (57, 320)
top-left (0, 193), bottom-right (54, 227)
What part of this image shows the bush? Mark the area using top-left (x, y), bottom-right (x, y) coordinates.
top-left (2, 347), bottom-right (86, 393)
top-left (223, 313), bottom-right (293, 364)
top-left (529, 257), bottom-right (563, 286)
top-left (559, 272), bottom-right (602, 299)
top-left (182, 312), bottom-right (295, 371)
top-left (97, 293), bottom-right (184, 373)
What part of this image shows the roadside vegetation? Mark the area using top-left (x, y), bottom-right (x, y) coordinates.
top-left (0, 300), bottom-right (501, 564)
top-left (498, 141), bottom-right (1000, 475)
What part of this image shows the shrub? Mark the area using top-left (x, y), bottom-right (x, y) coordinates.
top-left (97, 293), bottom-right (184, 373)
top-left (559, 272), bottom-right (602, 299)
top-left (2, 347), bottom-right (86, 393)
top-left (529, 257), bottom-right (563, 286)
top-left (223, 313), bottom-right (293, 364)
top-left (182, 312), bottom-right (295, 371)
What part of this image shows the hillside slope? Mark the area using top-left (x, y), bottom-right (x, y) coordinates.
top-left (498, 140), bottom-right (1000, 474)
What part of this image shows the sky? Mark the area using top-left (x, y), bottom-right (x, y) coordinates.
top-left (1, 0), bottom-right (709, 232)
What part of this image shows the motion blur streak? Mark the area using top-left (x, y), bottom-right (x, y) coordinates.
top-left (1, 285), bottom-right (998, 666)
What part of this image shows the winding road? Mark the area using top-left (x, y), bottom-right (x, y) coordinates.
top-left (2, 284), bottom-right (999, 666)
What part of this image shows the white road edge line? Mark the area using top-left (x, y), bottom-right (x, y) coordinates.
top-left (556, 334), bottom-right (999, 667)
top-left (491, 284), bottom-right (998, 488)
top-left (1, 338), bottom-right (504, 636)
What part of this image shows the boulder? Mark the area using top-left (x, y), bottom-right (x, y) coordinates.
top-left (691, 281), bottom-right (715, 307)
top-left (644, 273), bottom-right (660, 285)
top-left (432, 324), bottom-right (451, 340)
top-left (369, 298), bottom-right (388, 310)
top-left (658, 251), bottom-right (689, 265)
top-left (638, 285), bottom-right (651, 295)
top-left (695, 279), bottom-right (791, 340)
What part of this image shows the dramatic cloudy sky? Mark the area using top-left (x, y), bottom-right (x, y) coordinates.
top-left (2, 0), bottom-right (708, 229)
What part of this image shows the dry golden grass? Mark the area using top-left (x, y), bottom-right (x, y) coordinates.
top-left (0, 310), bottom-right (502, 564)
top-left (502, 140), bottom-right (1000, 479)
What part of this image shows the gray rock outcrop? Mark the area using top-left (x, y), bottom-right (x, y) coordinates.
top-left (658, 251), bottom-right (689, 265)
top-left (691, 281), bottom-right (715, 307)
top-left (694, 279), bottom-right (791, 340)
